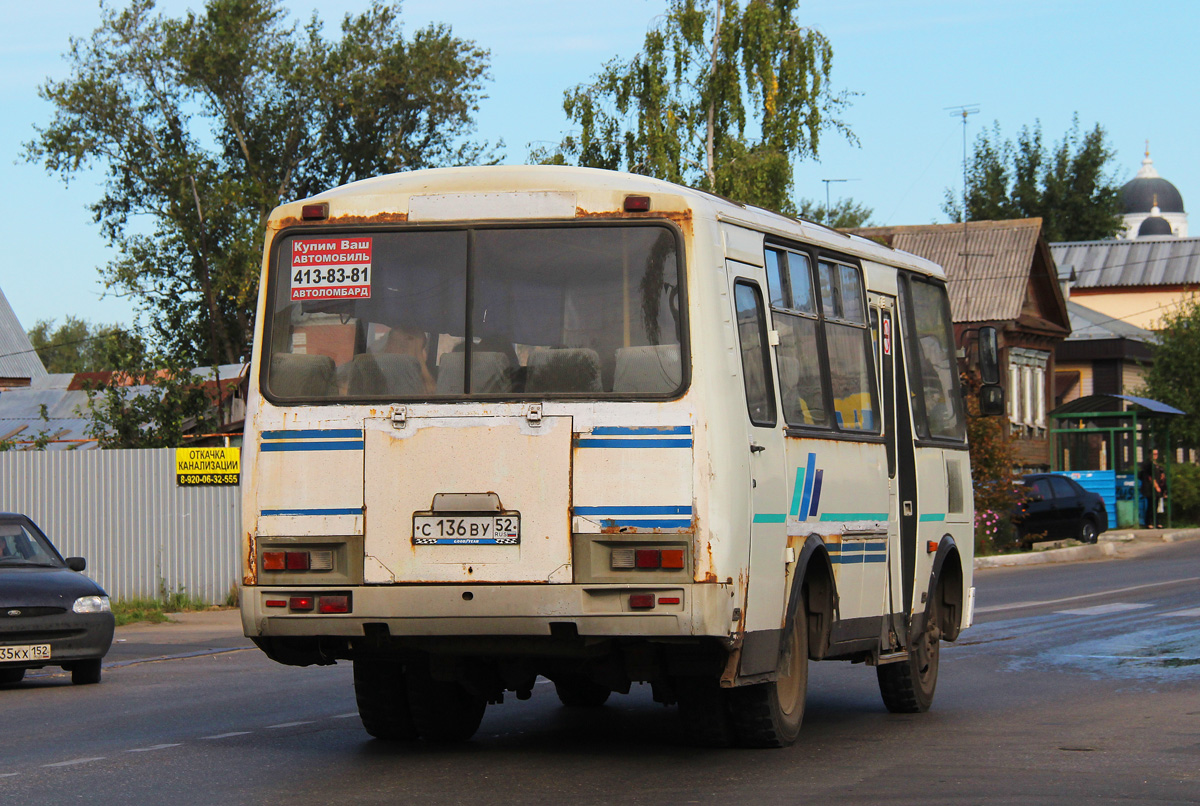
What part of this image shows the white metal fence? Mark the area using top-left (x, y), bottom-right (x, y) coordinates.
top-left (0, 448), bottom-right (239, 603)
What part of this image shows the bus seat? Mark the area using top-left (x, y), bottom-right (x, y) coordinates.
top-left (613, 344), bottom-right (681, 393)
top-left (778, 357), bottom-right (816, 425)
top-left (436, 352), bottom-right (514, 394)
top-left (348, 353), bottom-right (426, 396)
top-left (270, 353), bottom-right (337, 397)
top-left (526, 348), bottom-right (602, 393)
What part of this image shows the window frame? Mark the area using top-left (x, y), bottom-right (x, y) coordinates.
top-left (899, 272), bottom-right (969, 448)
top-left (733, 279), bottom-right (778, 428)
top-left (259, 220), bottom-right (691, 406)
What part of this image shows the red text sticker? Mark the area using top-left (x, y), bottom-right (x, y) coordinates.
top-left (289, 238), bottom-right (373, 301)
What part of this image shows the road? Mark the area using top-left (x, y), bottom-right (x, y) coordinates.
top-left (2, 538), bottom-right (1198, 805)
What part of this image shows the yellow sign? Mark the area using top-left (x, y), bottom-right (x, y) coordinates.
top-left (175, 447), bottom-right (240, 486)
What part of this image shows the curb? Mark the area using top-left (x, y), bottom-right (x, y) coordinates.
top-left (974, 542), bottom-right (1119, 569)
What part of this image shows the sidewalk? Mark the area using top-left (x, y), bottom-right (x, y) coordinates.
top-left (107, 607), bottom-right (253, 665)
top-left (974, 527), bottom-right (1200, 569)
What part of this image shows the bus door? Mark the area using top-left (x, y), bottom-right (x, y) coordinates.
top-left (893, 277), bottom-right (920, 630)
top-left (729, 269), bottom-right (789, 672)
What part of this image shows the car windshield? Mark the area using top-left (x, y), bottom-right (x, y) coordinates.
top-left (0, 520), bottom-right (63, 567)
top-left (262, 224), bottom-right (686, 401)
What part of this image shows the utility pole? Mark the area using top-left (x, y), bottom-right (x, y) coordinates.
top-left (820, 178), bottom-right (857, 223)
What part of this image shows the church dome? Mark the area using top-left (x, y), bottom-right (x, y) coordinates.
top-left (1121, 150), bottom-right (1184, 214)
top-left (1138, 215), bottom-right (1173, 236)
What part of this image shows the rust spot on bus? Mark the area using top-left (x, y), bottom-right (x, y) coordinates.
top-left (274, 211), bottom-right (410, 229)
top-left (244, 532), bottom-right (257, 586)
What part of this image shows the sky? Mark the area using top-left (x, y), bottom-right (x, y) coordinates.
top-left (2, 0), bottom-right (1197, 335)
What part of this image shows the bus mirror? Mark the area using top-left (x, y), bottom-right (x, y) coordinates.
top-left (979, 326), bottom-right (1000, 386)
top-left (979, 384), bottom-right (1005, 416)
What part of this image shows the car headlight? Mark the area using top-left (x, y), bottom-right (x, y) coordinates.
top-left (72, 595), bottom-right (111, 614)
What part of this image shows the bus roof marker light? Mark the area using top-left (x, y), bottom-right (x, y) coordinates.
top-left (623, 195), bottom-right (651, 213)
top-left (301, 203), bottom-right (328, 221)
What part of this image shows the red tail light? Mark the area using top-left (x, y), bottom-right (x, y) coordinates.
top-left (285, 551), bottom-right (310, 570)
top-left (635, 550), bottom-right (661, 568)
top-left (657, 596), bottom-right (681, 605)
top-left (623, 195), bottom-right (651, 212)
top-left (262, 552), bottom-right (285, 571)
top-left (264, 599), bottom-right (287, 608)
top-left (629, 593), bottom-right (655, 609)
top-left (318, 595), bottom-right (350, 614)
top-left (289, 596), bottom-right (314, 611)
top-left (301, 203), bottom-right (328, 220)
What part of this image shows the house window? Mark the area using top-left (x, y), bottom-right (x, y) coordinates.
top-left (1009, 348), bottom-right (1049, 436)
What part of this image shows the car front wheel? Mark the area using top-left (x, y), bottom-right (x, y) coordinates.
top-left (0, 668), bottom-right (25, 685)
top-left (70, 659), bottom-right (102, 685)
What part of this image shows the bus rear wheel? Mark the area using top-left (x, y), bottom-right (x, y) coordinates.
top-left (728, 605), bottom-right (809, 747)
top-left (877, 593), bottom-right (941, 713)
top-left (353, 658), bottom-right (418, 741)
top-left (405, 656), bottom-right (487, 742)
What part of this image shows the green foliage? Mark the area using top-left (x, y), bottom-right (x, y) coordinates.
top-left (26, 0), bottom-right (496, 367)
top-left (796, 197), bottom-right (873, 228)
top-left (943, 115), bottom-right (1123, 242)
top-left (964, 372), bottom-right (1022, 553)
top-left (0, 405), bottom-right (57, 452)
top-left (1142, 297), bottom-right (1200, 446)
top-left (1167, 462), bottom-right (1200, 525)
top-left (26, 316), bottom-right (146, 373)
top-left (111, 586), bottom-right (218, 626)
top-left (82, 358), bottom-right (230, 448)
top-left (538, 0), bottom-right (855, 213)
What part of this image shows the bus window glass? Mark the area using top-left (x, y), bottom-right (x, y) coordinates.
top-left (764, 249), bottom-right (787, 309)
top-left (839, 265), bottom-right (864, 323)
top-left (734, 282), bottom-right (776, 427)
top-left (787, 252), bottom-right (815, 313)
top-left (908, 279), bottom-right (966, 441)
top-left (264, 225), bottom-right (684, 400)
top-left (775, 314), bottom-right (826, 426)
top-left (818, 261), bottom-right (840, 318)
top-left (826, 322), bottom-right (877, 432)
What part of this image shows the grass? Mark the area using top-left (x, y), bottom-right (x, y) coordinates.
top-left (111, 587), bottom-right (232, 627)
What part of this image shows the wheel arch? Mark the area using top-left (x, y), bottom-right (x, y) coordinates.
top-left (926, 535), bottom-right (964, 642)
top-left (783, 534), bottom-right (837, 661)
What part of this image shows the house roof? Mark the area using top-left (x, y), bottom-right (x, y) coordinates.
top-left (1065, 301), bottom-right (1156, 343)
top-left (0, 287), bottom-right (47, 381)
top-left (1050, 236), bottom-right (1200, 289)
top-left (849, 218), bottom-right (1067, 328)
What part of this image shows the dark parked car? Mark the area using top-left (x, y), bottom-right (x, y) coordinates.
top-left (1013, 473), bottom-right (1108, 548)
top-left (0, 513), bottom-right (114, 686)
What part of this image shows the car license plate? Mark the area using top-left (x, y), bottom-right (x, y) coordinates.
top-left (412, 513), bottom-right (520, 545)
top-left (0, 644), bottom-right (51, 662)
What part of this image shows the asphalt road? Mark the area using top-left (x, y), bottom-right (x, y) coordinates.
top-left (2, 538), bottom-right (1198, 805)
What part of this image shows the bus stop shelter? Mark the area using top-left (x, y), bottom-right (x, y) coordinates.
top-left (1049, 394), bottom-right (1185, 528)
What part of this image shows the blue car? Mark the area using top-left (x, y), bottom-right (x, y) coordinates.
top-left (0, 514), bottom-right (114, 686)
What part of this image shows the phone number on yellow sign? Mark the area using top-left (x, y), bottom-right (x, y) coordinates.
top-left (177, 473), bottom-right (240, 486)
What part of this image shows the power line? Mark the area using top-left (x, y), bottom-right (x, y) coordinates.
top-left (0, 329), bottom-right (135, 363)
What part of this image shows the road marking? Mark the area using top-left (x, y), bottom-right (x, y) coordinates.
top-left (0, 773), bottom-right (18, 778)
top-left (127, 743), bottom-right (181, 753)
top-left (332, 712), bottom-right (359, 719)
top-left (43, 757), bottom-right (105, 768)
top-left (976, 576), bottom-right (1200, 614)
top-left (1057, 603), bottom-right (1152, 616)
top-left (266, 721), bottom-right (314, 729)
top-left (1165, 607), bottom-right (1200, 618)
top-left (200, 732), bottom-right (251, 740)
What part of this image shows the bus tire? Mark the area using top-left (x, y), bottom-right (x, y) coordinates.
top-left (676, 676), bottom-right (737, 747)
top-left (553, 674), bottom-right (611, 708)
top-left (877, 591), bottom-right (942, 713)
top-left (353, 658), bottom-right (419, 741)
top-left (405, 657), bottom-right (486, 742)
top-left (728, 606), bottom-right (808, 748)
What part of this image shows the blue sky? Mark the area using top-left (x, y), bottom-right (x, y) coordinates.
top-left (2, 0), bottom-right (1196, 333)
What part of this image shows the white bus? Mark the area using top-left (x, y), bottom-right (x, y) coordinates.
top-left (241, 166), bottom-right (983, 747)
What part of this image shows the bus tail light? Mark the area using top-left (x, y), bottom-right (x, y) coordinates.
top-left (624, 195), bottom-right (651, 212)
top-left (611, 549), bottom-right (636, 569)
top-left (262, 552), bottom-right (285, 571)
top-left (318, 595), bottom-right (350, 614)
top-left (635, 550), bottom-right (660, 568)
top-left (289, 596), bottom-right (314, 611)
top-left (285, 551), bottom-right (310, 570)
top-left (309, 550), bottom-right (334, 571)
top-left (660, 549), bottom-right (685, 569)
top-left (629, 593), bottom-right (655, 609)
top-left (265, 599), bottom-right (287, 608)
top-left (301, 203), bottom-right (328, 221)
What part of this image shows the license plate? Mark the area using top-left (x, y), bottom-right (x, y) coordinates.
top-left (0, 644), bottom-right (50, 662)
top-left (412, 513), bottom-right (520, 545)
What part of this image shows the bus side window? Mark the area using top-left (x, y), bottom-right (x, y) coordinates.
top-left (765, 247), bottom-right (827, 427)
top-left (734, 281), bottom-right (777, 427)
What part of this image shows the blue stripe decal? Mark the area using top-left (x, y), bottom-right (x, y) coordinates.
top-left (799, 452), bottom-right (817, 522)
top-left (597, 519), bottom-right (692, 529)
top-left (829, 553), bottom-right (887, 564)
top-left (864, 555), bottom-right (887, 563)
top-left (589, 426), bottom-right (692, 435)
top-left (919, 513), bottom-right (946, 522)
top-left (576, 438), bottom-right (691, 449)
top-left (262, 429), bottom-right (363, 440)
top-left (575, 506), bottom-right (692, 515)
top-left (753, 513), bottom-right (787, 524)
top-left (261, 441), bottom-right (365, 452)
top-left (261, 507), bottom-right (361, 517)
top-left (789, 466), bottom-right (806, 517)
top-left (808, 468), bottom-right (824, 518)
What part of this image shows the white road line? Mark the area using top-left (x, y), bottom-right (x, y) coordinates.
top-left (200, 732), bottom-right (251, 740)
top-left (0, 773), bottom-right (19, 778)
top-left (332, 712), bottom-right (359, 719)
top-left (976, 576), bottom-right (1200, 614)
top-left (1164, 607), bottom-right (1200, 618)
top-left (127, 744), bottom-right (181, 753)
top-left (1057, 602), bottom-right (1152, 616)
top-left (266, 721), bottom-right (314, 729)
top-left (43, 757), bottom-right (105, 768)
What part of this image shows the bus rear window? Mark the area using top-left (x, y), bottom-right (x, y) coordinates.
top-left (263, 225), bottom-right (685, 401)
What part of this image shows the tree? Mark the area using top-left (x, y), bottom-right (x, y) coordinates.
top-left (942, 115), bottom-right (1123, 242)
top-left (796, 197), bottom-right (873, 229)
top-left (1141, 298), bottom-right (1200, 446)
top-left (27, 316), bottom-right (146, 373)
top-left (82, 360), bottom-right (229, 449)
top-left (537, 0), bottom-right (855, 214)
top-left (26, 0), bottom-right (496, 367)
